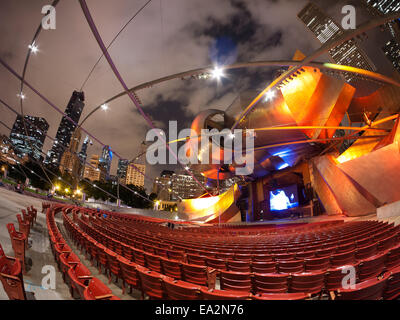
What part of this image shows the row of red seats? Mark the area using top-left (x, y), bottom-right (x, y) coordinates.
top-left (94, 213), bottom-right (394, 254)
top-left (0, 206), bottom-right (37, 300)
top-left (87, 213), bottom-right (399, 273)
top-left (62, 206), bottom-right (312, 300)
top-left (46, 204), bottom-right (120, 300)
top-left (68, 207), bottom-right (400, 299)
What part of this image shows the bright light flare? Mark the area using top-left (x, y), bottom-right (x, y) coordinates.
top-left (29, 43), bottom-right (38, 54)
top-left (101, 104), bottom-right (108, 111)
top-left (264, 90), bottom-right (275, 102)
top-left (17, 92), bottom-right (26, 100)
top-left (211, 66), bottom-right (224, 80)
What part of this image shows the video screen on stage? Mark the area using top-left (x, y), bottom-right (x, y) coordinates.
top-left (269, 185), bottom-right (299, 211)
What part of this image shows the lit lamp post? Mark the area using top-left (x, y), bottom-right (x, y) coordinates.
top-left (1, 166), bottom-right (7, 179)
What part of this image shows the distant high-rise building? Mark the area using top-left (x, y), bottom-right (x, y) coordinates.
top-left (78, 135), bottom-right (92, 167)
top-left (382, 39), bottom-right (400, 73)
top-left (46, 91), bottom-right (85, 168)
top-left (364, 0), bottom-right (400, 14)
top-left (170, 171), bottom-right (206, 200)
top-left (152, 170), bottom-right (174, 201)
top-left (298, 2), bottom-right (377, 84)
top-left (59, 129), bottom-right (82, 178)
top-left (99, 145), bottom-right (113, 179)
top-left (117, 159), bottom-right (129, 181)
top-left (125, 162), bottom-right (145, 187)
top-left (83, 154), bottom-right (104, 182)
top-left (10, 115), bottom-right (49, 161)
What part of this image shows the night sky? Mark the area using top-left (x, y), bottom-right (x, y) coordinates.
top-left (0, 0), bottom-right (396, 191)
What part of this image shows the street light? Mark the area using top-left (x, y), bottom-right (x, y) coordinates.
top-left (211, 66), bottom-right (224, 80)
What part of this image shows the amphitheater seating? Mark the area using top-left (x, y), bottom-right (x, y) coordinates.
top-left (16, 214), bottom-right (30, 240)
top-left (6, 223), bottom-right (26, 274)
top-left (83, 277), bottom-right (120, 300)
top-left (0, 243), bottom-right (26, 300)
top-left (67, 263), bottom-right (92, 299)
top-left (334, 273), bottom-right (390, 300)
top-left (220, 271), bottom-right (252, 292)
top-left (163, 278), bottom-right (201, 300)
top-left (43, 203), bottom-right (400, 300)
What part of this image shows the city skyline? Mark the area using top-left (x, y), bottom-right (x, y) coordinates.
top-left (0, 0), bottom-right (399, 192)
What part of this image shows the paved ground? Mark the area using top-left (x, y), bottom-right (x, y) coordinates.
top-left (0, 187), bottom-right (71, 300)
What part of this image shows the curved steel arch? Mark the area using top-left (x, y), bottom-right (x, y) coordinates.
top-left (230, 11), bottom-right (400, 130)
top-left (79, 59), bottom-right (400, 128)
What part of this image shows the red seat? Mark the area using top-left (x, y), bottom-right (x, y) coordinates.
top-left (67, 263), bottom-right (92, 299)
top-left (105, 249), bottom-right (121, 283)
top-left (59, 252), bottom-right (80, 281)
top-left (83, 277), bottom-right (120, 300)
top-left (290, 271), bottom-right (325, 295)
top-left (330, 250), bottom-right (356, 267)
top-left (335, 273), bottom-right (390, 300)
top-left (315, 248), bottom-right (334, 258)
top-left (295, 251), bottom-right (315, 259)
top-left (136, 266), bottom-right (170, 299)
top-left (252, 254), bottom-right (273, 262)
top-left (0, 244), bottom-right (26, 300)
top-left (160, 257), bottom-right (182, 279)
top-left (206, 257), bottom-right (227, 271)
top-left (6, 223), bottom-right (26, 274)
top-left (200, 287), bottom-right (250, 300)
top-left (378, 234), bottom-right (397, 252)
top-left (358, 253), bottom-right (386, 281)
top-left (163, 278), bottom-right (201, 300)
top-left (252, 292), bottom-right (310, 300)
top-left (227, 260), bottom-right (251, 273)
top-left (383, 265), bottom-right (400, 300)
top-left (132, 248), bottom-right (146, 266)
top-left (385, 244), bottom-right (400, 270)
top-left (181, 263), bottom-right (217, 289)
top-left (304, 257), bottom-right (330, 272)
top-left (355, 243), bottom-right (377, 260)
top-left (251, 261), bottom-right (276, 273)
top-left (220, 271), bottom-right (252, 292)
top-left (325, 264), bottom-right (359, 291)
top-left (252, 273), bottom-right (289, 294)
top-left (186, 253), bottom-right (206, 266)
top-left (273, 253), bottom-right (295, 261)
top-left (277, 260), bottom-right (304, 273)
top-left (16, 214), bottom-right (30, 240)
top-left (118, 256), bottom-right (140, 295)
top-left (144, 252), bottom-right (162, 273)
top-left (167, 249), bottom-right (185, 262)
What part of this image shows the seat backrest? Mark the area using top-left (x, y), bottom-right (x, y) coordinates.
top-left (252, 273), bottom-right (289, 294)
top-left (227, 260), bottom-right (251, 273)
top-left (336, 274), bottom-right (389, 300)
top-left (290, 272), bottom-right (325, 294)
top-left (251, 261), bottom-right (276, 274)
top-left (206, 257), bottom-right (227, 271)
top-left (304, 257), bottom-right (330, 272)
top-left (136, 266), bottom-right (168, 299)
top-left (84, 278), bottom-right (112, 300)
top-left (163, 278), bottom-right (201, 300)
top-left (160, 257), bottom-right (182, 279)
top-left (358, 253), bottom-right (386, 281)
top-left (220, 270), bottom-right (252, 292)
top-left (383, 266), bottom-right (400, 300)
top-left (187, 254), bottom-right (206, 266)
top-left (181, 263), bottom-right (208, 286)
top-left (252, 292), bottom-right (310, 300)
top-left (277, 260), bottom-right (304, 273)
top-left (200, 287), bottom-right (250, 300)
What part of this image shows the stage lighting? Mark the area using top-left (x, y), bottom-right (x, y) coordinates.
top-left (211, 66), bottom-right (224, 80)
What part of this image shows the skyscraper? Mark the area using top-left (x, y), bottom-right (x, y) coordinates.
top-left (364, 0), bottom-right (400, 14)
top-left (125, 162), bottom-right (146, 188)
top-left (83, 154), bottom-right (104, 182)
top-left (46, 91), bottom-right (85, 168)
top-left (10, 115), bottom-right (49, 161)
top-left (99, 145), bottom-right (112, 179)
top-left (59, 128), bottom-right (82, 178)
top-left (117, 159), bottom-right (129, 181)
top-left (298, 2), bottom-right (377, 84)
top-left (152, 170), bottom-right (174, 201)
top-left (382, 39), bottom-right (400, 73)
